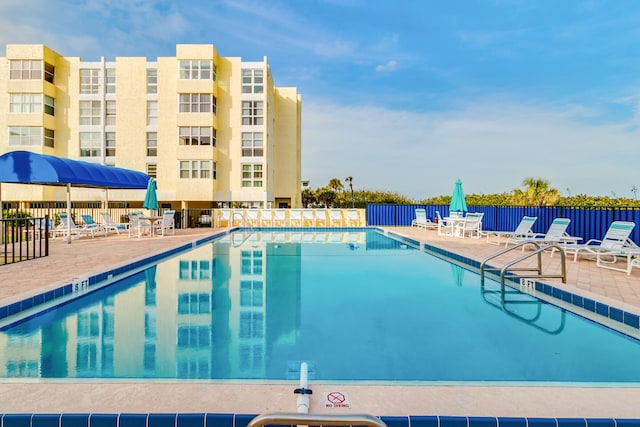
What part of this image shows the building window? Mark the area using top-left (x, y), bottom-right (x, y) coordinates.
top-left (240, 280), bottom-right (264, 307)
top-left (106, 101), bottom-right (116, 126)
top-left (147, 68), bottom-right (157, 94)
top-left (9, 60), bottom-right (42, 80)
top-left (179, 60), bottom-right (212, 80)
top-left (44, 128), bottom-right (54, 148)
top-left (80, 69), bottom-right (100, 94)
top-left (79, 100), bottom-right (102, 125)
top-left (8, 127), bottom-right (42, 146)
top-left (179, 160), bottom-right (215, 179)
top-left (147, 163), bottom-right (157, 179)
top-left (179, 93), bottom-right (214, 113)
top-left (44, 95), bottom-right (55, 116)
top-left (147, 132), bottom-right (157, 156)
top-left (44, 62), bottom-right (55, 83)
top-left (105, 132), bottom-right (116, 156)
top-left (242, 69), bottom-right (264, 94)
top-left (147, 101), bottom-right (158, 126)
top-left (179, 127), bottom-right (213, 146)
top-left (9, 94), bottom-right (41, 113)
top-left (105, 68), bottom-right (116, 94)
top-left (242, 101), bottom-right (264, 125)
top-left (241, 132), bottom-right (264, 157)
top-left (178, 293), bottom-right (211, 315)
top-left (241, 164), bottom-right (263, 187)
top-left (80, 132), bottom-right (102, 158)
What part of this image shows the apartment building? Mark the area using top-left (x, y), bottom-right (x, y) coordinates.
top-left (0, 44), bottom-right (302, 210)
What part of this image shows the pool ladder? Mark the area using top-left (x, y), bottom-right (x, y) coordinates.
top-left (480, 241), bottom-right (567, 289)
top-left (248, 413), bottom-right (387, 427)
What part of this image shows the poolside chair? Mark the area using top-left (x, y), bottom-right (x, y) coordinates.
top-left (128, 212), bottom-right (151, 238)
top-left (628, 256), bottom-right (640, 276)
top-left (56, 213), bottom-right (97, 239)
top-left (505, 218), bottom-right (576, 251)
top-left (154, 210), bottom-right (175, 236)
top-left (482, 216), bottom-right (538, 246)
top-left (274, 209), bottom-right (287, 227)
top-left (81, 214), bottom-right (106, 236)
top-left (259, 209), bottom-right (274, 227)
top-left (412, 208), bottom-right (436, 230)
top-left (314, 209), bottom-right (328, 226)
top-left (217, 209), bottom-right (232, 227)
top-left (100, 212), bottom-right (128, 235)
top-left (302, 209), bottom-right (316, 227)
top-left (27, 217), bottom-right (55, 240)
top-left (245, 209), bottom-right (259, 227)
top-left (435, 211), bottom-right (454, 236)
top-left (289, 209), bottom-right (303, 227)
top-left (559, 221), bottom-right (636, 263)
top-left (329, 209), bottom-right (344, 226)
top-left (346, 209), bottom-right (360, 226)
top-left (454, 212), bottom-right (484, 239)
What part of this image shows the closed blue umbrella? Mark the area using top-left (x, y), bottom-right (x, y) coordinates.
top-left (450, 179), bottom-right (468, 214)
top-left (143, 178), bottom-right (158, 213)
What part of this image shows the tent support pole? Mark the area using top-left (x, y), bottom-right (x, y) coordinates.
top-left (66, 183), bottom-right (72, 244)
top-left (0, 183), bottom-right (3, 244)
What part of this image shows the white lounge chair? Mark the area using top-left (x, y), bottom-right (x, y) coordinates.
top-left (302, 209), bottom-right (316, 227)
top-left (81, 214), bottom-right (106, 236)
top-left (100, 212), bottom-right (128, 234)
top-left (289, 209), bottom-right (303, 227)
top-left (346, 209), bottom-right (360, 226)
top-left (245, 209), bottom-right (259, 227)
top-left (505, 218), bottom-right (576, 250)
top-left (56, 213), bottom-right (97, 239)
top-left (274, 209), bottom-right (287, 227)
top-left (455, 212), bottom-right (484, 239)
top-left (412, 208), bottom-right (436, 230)
top-left (259, 209), bottom-right (274, 227)
top-left (154, 210), bottom-right (175, 236)
top-left (329, 209), bottom-right (344, 226)
top-left (314, 209), bottom-right (328, 226)
top-left (128, 212), bottom-right (152, 238)
top-left (217, 209), bottom-right (232, 227)
top-left (482, 216), bottom-right (538, 246)
top-left (560, 221), bottom-right (636, 263)
top-left (435, 211), bottom-right (454, 236)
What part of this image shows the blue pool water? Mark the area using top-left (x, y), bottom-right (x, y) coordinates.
top-left (1, 229), bottom-right (640, 382)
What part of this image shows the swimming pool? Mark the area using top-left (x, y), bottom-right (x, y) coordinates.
top-left (1, 229), bottom-right (639, 383)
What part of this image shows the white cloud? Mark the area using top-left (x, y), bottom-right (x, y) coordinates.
top-left (302, 98), bottom-right (640, 200)
top-left (375, 60), bottom-right (398, 72)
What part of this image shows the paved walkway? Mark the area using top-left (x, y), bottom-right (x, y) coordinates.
top-left (1, 226), bottom-right (640, 417)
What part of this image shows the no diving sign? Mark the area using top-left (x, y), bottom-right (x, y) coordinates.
top-left (323, 391), bottom-right (351, 408)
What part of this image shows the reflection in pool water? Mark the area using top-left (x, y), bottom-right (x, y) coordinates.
top-left (1, 229), bottom-right (639, 382)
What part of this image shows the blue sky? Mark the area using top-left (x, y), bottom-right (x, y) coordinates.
top-left (2, 0), bottom-right (640, 200)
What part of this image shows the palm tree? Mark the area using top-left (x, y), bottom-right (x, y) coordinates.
top-left (328, 178), bottom-right (344, 192)
top-left (345, 176), bottom-right (354, 208)
top-left (512, 177), bottom-right (560, 206)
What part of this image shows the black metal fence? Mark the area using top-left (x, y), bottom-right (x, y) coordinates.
top-left (366, 204), bottom-right (640, 246)
top-left (0, 216), bottom-right (50, 266)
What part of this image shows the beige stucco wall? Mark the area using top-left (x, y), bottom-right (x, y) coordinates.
top-left (0, 44), bottom-right (302, 208)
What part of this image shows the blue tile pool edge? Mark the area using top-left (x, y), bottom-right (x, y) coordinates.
top-left (0, 230), bottom-right (229, 324)
top-left (416, 239), bottom-right (640, 334)
top-left (1, 413), bottom-right (640, 427)
top-left (2, 226), bottom-right (638, 335)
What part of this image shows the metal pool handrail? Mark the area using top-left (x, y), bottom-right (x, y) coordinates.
top-left (480, 241), bottom-right (567, 287)
top-left (247, 413), bottom-right (388, 427)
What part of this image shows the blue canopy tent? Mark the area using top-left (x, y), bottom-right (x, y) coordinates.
top-left (0, 150), bottom-right (150, 242)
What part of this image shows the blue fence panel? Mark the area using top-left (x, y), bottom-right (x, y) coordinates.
top-left (366, 204), bottom-right (640, 246)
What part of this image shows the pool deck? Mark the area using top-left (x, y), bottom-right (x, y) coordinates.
top-left (1, 226), bottom-right (640, 418)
